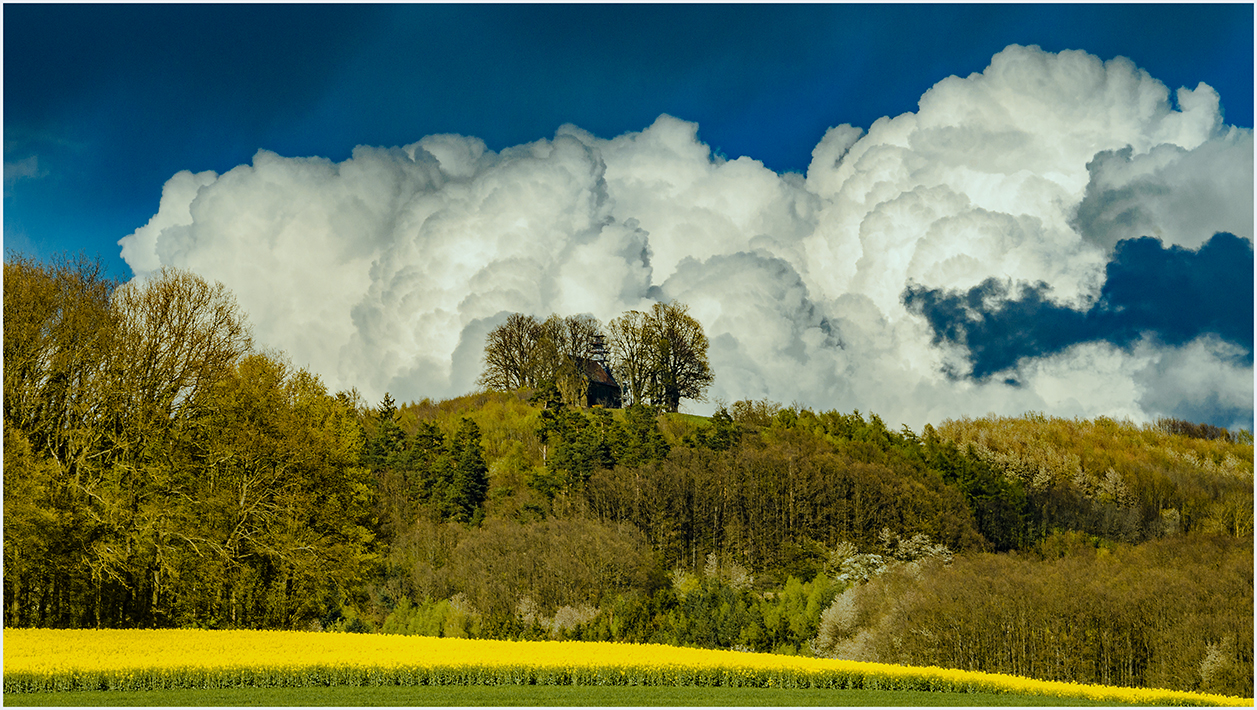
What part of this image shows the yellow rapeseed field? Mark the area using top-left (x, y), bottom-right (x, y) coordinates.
top-left (3, 629), bottom-right (1249, 706)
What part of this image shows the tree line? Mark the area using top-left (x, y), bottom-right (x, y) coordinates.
top-left (477, 302), bottom-right (714, 412)
top-left (4, 256), bottom-right (374, 629)
top-left (935, 413), bottom-right (1253, 542)
top-left (812, 532), bottom-right (1252, 697)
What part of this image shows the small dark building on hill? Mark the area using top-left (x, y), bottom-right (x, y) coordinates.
top-left (581, 335), bottom-right (622, 408)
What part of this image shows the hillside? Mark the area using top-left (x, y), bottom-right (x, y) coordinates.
top-left (336, 390), bottom-right (1252, 698)
top-left (3, 258), bottom-right (1250, 699)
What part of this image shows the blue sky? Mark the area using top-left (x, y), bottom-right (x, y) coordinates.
top-left (4, 4), bottom-right (1253, 430)
top-left (5, 4), bottom-right (1252, 278)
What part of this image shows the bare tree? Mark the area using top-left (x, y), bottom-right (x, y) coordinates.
top-left (479, 313), bottom-right (608, 408)
top-left (540, 314), bottom-right (604, 407)
top-left (477, 313), bottom-right (543, 390)
top-left (547, 314), bottom-right (601, 361)
top-left (2, 254), bottom-right (116, 476)
top-left (108, 266), bottom-right (253, 429)
top-left (646, 301), bottom-right (713, 413)
top-left (609, 302), bottom-right (713, 412)
top-left (480, 305), bottom-right (711, 412)
top-left (607, 310), bottom-right (653, 407)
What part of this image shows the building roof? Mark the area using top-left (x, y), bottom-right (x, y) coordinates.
top-left (580, 358), bottom-right (618, 387)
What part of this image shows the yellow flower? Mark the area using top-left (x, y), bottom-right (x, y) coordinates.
top-left (2, 629), bottom-right (1249, 706)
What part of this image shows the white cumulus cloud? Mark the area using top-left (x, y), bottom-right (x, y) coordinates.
top-left (1073, 129), bottom-right (1254, 251)
top-left (119, 44), bottom-right (1253, 430)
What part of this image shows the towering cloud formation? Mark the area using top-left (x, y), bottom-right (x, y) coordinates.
top-left (120, 45), bottom-right (1254, 430)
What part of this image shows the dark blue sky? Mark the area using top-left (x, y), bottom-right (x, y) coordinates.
top-left (904, 233), bottom-right (1255, 380)
top-left (4, 4), bottom-right (1254, 280)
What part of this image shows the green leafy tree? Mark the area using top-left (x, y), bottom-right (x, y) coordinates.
top-left (683, 407), bottom-right (740, 451)
top-left (533, 406), bottom-right (615, 499)
top-left (612, 404), bottom-right (670, 466)
top-left (396, 421), bottom-right (449, 504)
top-left (3, 254), bottom-right (118, 628)
top-left (3, 257), bottom-right (380, 630)
top-left (922, 424), bottom-right (1029, 551)
top-left (171, 354), bottom-right (376, 629)
top-left (708, 407), bottom-right (740, 451)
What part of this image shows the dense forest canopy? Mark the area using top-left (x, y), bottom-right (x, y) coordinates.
top-left (4, 256), bottom-right (1252, 698)
top-left (4, 256), bottom-right (374, 629)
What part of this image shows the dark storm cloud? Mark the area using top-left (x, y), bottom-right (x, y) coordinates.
top-left (904, 233), bottom-right (1254, 380)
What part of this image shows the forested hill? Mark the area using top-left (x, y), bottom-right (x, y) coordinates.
top-left (360, 393), bottom-right (1254, 696)
top-left (4, 258), bottom-right (1252, 698)
top-left (371, 390), bottom-right (1252, 561)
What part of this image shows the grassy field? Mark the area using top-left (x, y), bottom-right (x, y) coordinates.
top-left (5, 684), bottom-right (1121, 706)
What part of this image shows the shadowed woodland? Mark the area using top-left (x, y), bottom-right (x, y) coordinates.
top-left (4, 257), bottom-right (1252, 698)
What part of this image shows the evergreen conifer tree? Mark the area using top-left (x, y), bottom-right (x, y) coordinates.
top-left (449, 418), bottom-right (488, 522)
top-left (365, 392), bottom-right (405, 469)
